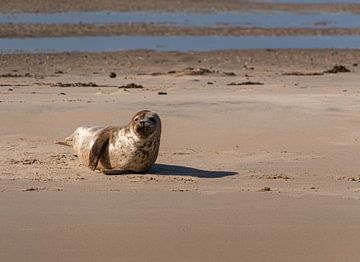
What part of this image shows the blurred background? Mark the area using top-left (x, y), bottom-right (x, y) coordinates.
top-left (0, 0), bottom-right (359, 52)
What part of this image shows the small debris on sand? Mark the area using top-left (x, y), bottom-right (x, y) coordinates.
top-left (265, 174), bottom-right (292, 180)
top-left (0, 73), bottom-right (31, 77)
top-left (282, 72), bottom-right (324, 76)
top-left (283, 65), bottom-right (351, 76)
top-left (183, 67), bottom-right (213, 75)
top-left (151, 68), bottom-right (235, 76)
top-left (227, 81), bottom-right (264, 86)
top-left (150, 72), bottom-right (163, 76)
top-left (109, 72), bottom-right (117, 78)
top-left (172, 189), bottom-right (189, 192)
top-left (22, 187), bottom-right (45, 192)
top-left (0, 84), bottom-right (27, 87)
top-left (309, 186), bottom-right (319, 190)
top-left (118, 83), bottom-right (144, 89)
top-left (9, 158), bottom-right (40, 165)
top-left (52, 82), bottom-right (99, 87)
top-left (158, 91), bottom-right (167, 95)
top-left (323, 65), bottom-right (350, 74)
top-left (259, 187), bottom-right (271, 192)
top-left (337, 175), bottom-right (360, 182)
top-left (223, 72), bottom-right (236, 76)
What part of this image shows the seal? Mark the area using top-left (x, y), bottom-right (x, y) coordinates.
top-left (55, 110), bottom-right (161, 173)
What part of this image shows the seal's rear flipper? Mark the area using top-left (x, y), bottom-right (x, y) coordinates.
top-left (54, 140), bottom-right (72, 146)
top-left (88, 126), bottom-right (115, 171)
top-left (54, 133), bottom-right (74, 147)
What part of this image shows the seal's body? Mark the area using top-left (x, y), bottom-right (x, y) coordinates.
top-left (56, 110), bottom-right (161, 173)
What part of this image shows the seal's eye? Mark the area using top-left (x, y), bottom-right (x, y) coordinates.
top-left (134, 117), bottom-right (139, 122)
top-left (149, 117), bottom-right (156, 122)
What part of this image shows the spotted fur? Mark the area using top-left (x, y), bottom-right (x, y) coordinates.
top-left (55, 110), bottom-right (161, 173)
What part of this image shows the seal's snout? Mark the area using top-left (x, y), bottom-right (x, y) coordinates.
top-left (139, 120), bottom-right (146, 128)
top-left (139, 120), bottom-right (149, 131)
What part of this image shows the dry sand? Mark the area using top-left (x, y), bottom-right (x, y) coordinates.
top-left (1, 49), bottom-right (360, 261)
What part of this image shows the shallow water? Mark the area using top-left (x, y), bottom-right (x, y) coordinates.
top-left (0, 11), bottom-right (359, 29)
top-left (0, 35), bottom-right (359, 53)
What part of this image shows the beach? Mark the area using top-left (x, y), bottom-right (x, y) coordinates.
top-left (1, 1), bottom-right (360, 261)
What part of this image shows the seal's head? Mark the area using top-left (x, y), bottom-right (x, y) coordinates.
top-left (131, 110), bottom-right (161, 138)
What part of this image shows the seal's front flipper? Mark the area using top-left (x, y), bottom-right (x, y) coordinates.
top-left (88, 126), bottom-right (115, 171)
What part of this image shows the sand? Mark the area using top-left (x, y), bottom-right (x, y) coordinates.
top-left (1, 0), bottom-right (360, 260)
top-left (1, 49), bottom-right (360, 261)
top-left (3, 24), bottom-right (360, 38)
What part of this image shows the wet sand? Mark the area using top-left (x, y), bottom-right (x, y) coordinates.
top-left (2, 24), bottom-right (360, 38)
top-left (1, 0), bottom-right (360, 13)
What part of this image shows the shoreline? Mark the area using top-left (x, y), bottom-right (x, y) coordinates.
top-left (0, 49), bottom-right (359, 72)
